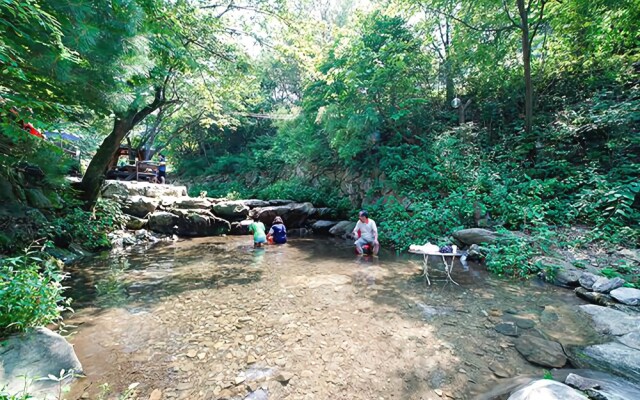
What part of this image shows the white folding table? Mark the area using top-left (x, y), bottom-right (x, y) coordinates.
top-left (409, 250), bottom-right (461, 286)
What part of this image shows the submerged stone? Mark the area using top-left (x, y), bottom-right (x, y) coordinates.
top-left (514, 335), bottom-right (567, 368)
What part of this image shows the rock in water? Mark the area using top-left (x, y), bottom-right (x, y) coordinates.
top-left (311, 220), bottom-right (339, 234)
top-left (579, 305), bottom-right (640, 336)
top-left (575, 287), bottom-right (618, 308)
top-left (328, 221), bottom-right (357, 238)
top-left (0, 328), bottom-right (83, 399)
top-left (565, 373), bottom-right (600, 390)
top-left (515, 335), bottom-right (567, 368)
top-left (618, 331), bottom-right (640, 351)
top-left (566, 342), bottom-right (640, 385)
top-left (609, 287), bottom-right (640, 306)
top-left (578, 272), bottom-right (598, 290)
top-left (495, 322), bottom-right (521, 337)
top-left (507, 380), bottom-right (588, 400)
top-left (592, 277), bottom-right (625, 293)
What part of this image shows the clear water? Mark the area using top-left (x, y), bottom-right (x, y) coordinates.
top-left (63, 236), bottom-right (601, 400)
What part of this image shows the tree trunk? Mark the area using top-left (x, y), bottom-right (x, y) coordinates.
top-left (517, 0), bottom-right (533, 136)
top-left (79, 87), bottom-right (168, 209)
top-left (459, 99), bottom-right (472, 124)
top-left (78, 114), bottom-right (137, 208)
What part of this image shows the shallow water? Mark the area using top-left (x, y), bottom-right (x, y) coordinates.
top-left (63, 236), bottom-right (601, 400)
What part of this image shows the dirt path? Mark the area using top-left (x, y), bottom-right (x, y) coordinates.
top-left (64, 237), bottom-right (596, 400)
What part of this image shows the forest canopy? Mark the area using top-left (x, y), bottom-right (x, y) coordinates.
top-left (1, 0), bottom-right (639, 253)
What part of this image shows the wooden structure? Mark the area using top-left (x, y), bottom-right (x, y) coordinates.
top-left (106, 145), bottom-right (159, 182)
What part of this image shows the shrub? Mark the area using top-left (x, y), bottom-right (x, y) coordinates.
top-left (43, 198), bottom-right (125, 252)
top-left (0, 252), bottom-right (71, 335)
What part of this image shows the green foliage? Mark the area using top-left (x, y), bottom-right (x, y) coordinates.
top-left (43, 199), bottom-right (125, 252)
top-left (600, 260), bottom-right (640, 289)
top-left (0, 251), bottom-right (71, 335)
top-left (485, 228), bottom-right (555, 279)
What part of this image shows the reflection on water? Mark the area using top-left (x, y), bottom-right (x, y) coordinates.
top-left (64, 236), bottom-right (602, 400)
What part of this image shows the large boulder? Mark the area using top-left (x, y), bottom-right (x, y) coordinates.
top-left (143, 184), bottom-right (187, 198)
top-left (592, 277), bottom-right (625, 293)
top-left (101, 181), bottom-right (187, 198)
top-left (250, 202), bottom-right (315, 228)
top-left (507, 380), bottom-right (587, 400)
top-left (171, 209), bottom-right (230, 236)
top-left (533, 257), bottom-right (580, 287)
top-left (514, 335), bottom-right (567, 368)
top-left (172, 197), bottom-right (213, 210)
top-left (579, 305), bottom-right (640, 336)
top-left (567, 342), bottom-right (640, 385)
top-left (579, 272), bottom-right (599, 290)
top-left (243, 199), bottom-right (270, 208)
top-left (618, 331), bottom-right (640, 351)
top-left (101, 180), bottom-right (131, 198)
top-left (329, 221), bottom-right (357, 238)
top-left (230, 219), bottom-right (253, 235)
top-left (575, 287), bottom-right (618, 308)
top-left (610, 287), bottom-right (640, 306)
top-left (122, 195), bottom-right (160, 218)
top-left (148, 211), bottom-right (180, 234)
top-left (0, 175), bottom-right (18, 203)
top-left (309, 207), bottom-right (335, 219)
top-left (561, 370), bottom-right (640, 400)
top-left (452, 228), bottom-right (499, 245)
top-left (125, 215), bottom-right (148, 230)
top-left (0, 328), bottom-right (83, 399)
top-left (148, 209), bottom-right (230, 236)
top-left (311, 220), bottom-right (339, 235)
top-left (268, 199), bottom-right (294, 206)
top-left (212, 200), bottom-right (251, 221)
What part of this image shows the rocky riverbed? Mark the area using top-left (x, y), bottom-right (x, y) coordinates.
top-left (54, 236), bottom-right (639, 400)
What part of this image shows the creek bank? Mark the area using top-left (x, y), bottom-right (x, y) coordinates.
top-left (102, 181), bottom-right (337, 238)
top-left (0, 328), bottom-right (83, 400)
top-left (101, 182), bottom-right (640, 395)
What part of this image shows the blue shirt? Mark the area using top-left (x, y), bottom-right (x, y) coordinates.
top-left (269, 223), bottom-right (287, 244)
top-left (158, 155), bottom-right (166, 172)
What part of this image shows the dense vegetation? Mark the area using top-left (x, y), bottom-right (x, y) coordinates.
top-left (1, 0), bottom-right (639, 335)
top-left (176, 1), bottom-right (639, 252)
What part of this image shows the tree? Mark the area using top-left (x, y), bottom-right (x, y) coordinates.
top-left (78, 0), bottom-right (251, 207)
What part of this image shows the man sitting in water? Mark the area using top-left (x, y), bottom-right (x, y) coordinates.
top-left (352, 210), bottom-right (379, 256)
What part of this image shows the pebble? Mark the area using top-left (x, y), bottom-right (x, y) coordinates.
top-left (148, 389), bottom-right (162, 400)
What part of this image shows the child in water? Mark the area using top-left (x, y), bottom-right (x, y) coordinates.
top-left (248, 218), bottom-right (267, 248)
top-left (267, 216), bottom-right (287, 244)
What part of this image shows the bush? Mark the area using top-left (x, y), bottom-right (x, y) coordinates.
top-left (0, 252), bottom-right (70, 335)
top-left (485, 228), bottom-right (555, 279)
top-left (43, 198), bottom-right (126, 252)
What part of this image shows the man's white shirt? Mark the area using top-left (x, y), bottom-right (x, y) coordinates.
top-left (354, 219), bottom-right (378, 242)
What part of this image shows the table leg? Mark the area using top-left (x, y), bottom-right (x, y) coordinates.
top-left (423, 254), bottom-right (431, 286)
top-left (441, 255), bottom-right (460, 286)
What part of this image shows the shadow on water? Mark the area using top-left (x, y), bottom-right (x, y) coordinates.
top-left (65, 239), bottom-right (264, 311)
top-left (64, 236), bottom-right (604, 400)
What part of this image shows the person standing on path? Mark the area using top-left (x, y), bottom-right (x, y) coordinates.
top-left (352, 210), bottom-right (379, 256)
top-left (157, 153), bottom-right (167, 184)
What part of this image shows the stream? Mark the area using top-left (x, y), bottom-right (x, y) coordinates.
top-left (63, 236), bottom-right (602, 400)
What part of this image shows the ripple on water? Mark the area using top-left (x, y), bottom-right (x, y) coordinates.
top-left (63, 236), bottom-right (603, 400)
